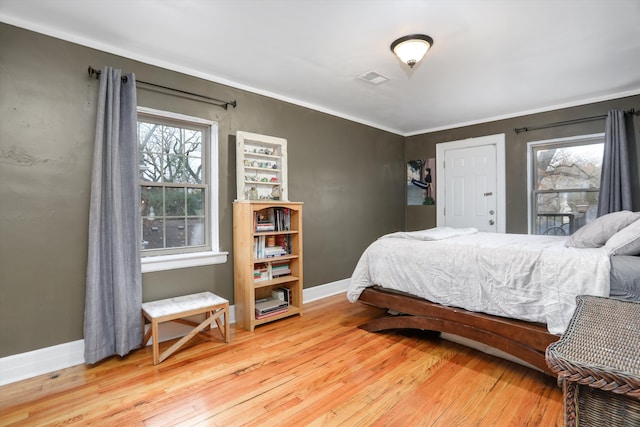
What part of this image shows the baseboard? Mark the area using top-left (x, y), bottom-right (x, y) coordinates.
top-left (303, 278), bottom-right (350, 302)
top-left (0, 340), bottom-right (85, 386)
top-left (0, 279), bottom-right (351, 386)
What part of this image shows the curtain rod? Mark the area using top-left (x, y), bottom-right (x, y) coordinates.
top-left (88, 66), bottom-right (237, 110)
top-left (513, 108), bottom-right (636, 134)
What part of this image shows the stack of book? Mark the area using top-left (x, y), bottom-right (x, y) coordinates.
top-left (271, 261), bottom-right (291, 278)
top-left (255, 220), bottom-right (275, 232)
top-left (253, 261), bottom-right (292, 283)
top-left (253, 263), bottom-right (270, 282)
top-left (264, 246), bottom-right (287, 258)
top-left (253, 235), bottom-right (289, 259)
top-left (255, 295), bottom-right (289, 319)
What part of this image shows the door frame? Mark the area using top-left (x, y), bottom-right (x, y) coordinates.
top-left (435, 134), bottom-right (506, 233)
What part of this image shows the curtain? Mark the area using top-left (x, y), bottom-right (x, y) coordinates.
top-left (84, 67), bottom-right (142, 364)
top-left (597, 110), bottom-right (632, 217)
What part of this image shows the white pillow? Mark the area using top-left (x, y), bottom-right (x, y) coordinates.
top-left (604, 219), bottom-right (640, 255)
top-left (565, 210), bottom-right (640, 248)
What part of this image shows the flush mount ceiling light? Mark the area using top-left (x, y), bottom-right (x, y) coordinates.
top-left (390, 34), bottom-right (434, 68)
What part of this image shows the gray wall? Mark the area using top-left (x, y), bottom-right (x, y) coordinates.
top-left (0, 23), bottom-right (405, 357)
top-left (406, 96), bottom-right (640, 232)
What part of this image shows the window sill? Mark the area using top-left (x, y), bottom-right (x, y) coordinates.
top-left (141, 250), bottom-right (228, 273)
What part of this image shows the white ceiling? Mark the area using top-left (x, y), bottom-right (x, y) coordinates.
top-left (1, 0), bottom-right (640, 136)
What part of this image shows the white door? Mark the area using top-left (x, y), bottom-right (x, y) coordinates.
top-left (436, 134), bottom-right (506, 233)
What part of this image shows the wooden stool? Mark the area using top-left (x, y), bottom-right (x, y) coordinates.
top-left (141, 292), bottom-right (230, 365)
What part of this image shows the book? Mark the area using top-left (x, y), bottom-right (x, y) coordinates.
top-left (255, 297), bottom-right (288, 315)
top-left (264, 247), bottom-right (286, 255)
top-left (271, 261), bottom-right (291, 277)
top-left (271, 207), bottom-right (291, 231)
top-left (253, 263), bottom-right (270, 282)
top-left (255, 307), bottom-right (288, 320)
top-left (271, 268), bottom-right (291, 278)
top-left (256, 222), bottom-right (275, 232)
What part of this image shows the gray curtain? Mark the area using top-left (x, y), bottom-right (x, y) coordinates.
top-left (84, 67), bottom-right (142, 364)
top-left (597, 110), bottom-right (632, 217)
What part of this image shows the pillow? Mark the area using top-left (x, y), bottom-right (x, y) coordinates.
top-left (604, 219), bottom-right (640, 255)
top-left (565, 210), bottom-right (640, 248)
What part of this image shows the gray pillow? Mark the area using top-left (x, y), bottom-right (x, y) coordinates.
top-left (565, 210), bottom-right (640, 248)
top-left (605, 219), bottom-right (640, 255)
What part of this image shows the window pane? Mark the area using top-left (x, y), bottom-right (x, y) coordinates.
top-left (139, 121), bottom-right (203, 184)
top-left (535, 144), bottom-right (603, 191)
top-left (142, 186), bottom-right (163, 219)
top-left (140, 152), bottom-right (162, 182)
top-left (187, 188), bottom-right (204, 216)
top-left (165, 187), bottom-right (185, 216)
top-left (162, 154), bottom-right (185, 183)
top-left (184, 129), bottom-right (202, 155)
top-left (187, 218), bottom-right (205, 246)
top-left (143, 219), bottom-right (164, 250)
top-left (163, 125), bottom-right (181, 153)
top-left (536, 191), bottom-right (599, 215)
top-left (165, 218), bottom-right (186, 248)
top-left (138, 122), bottom-right (163, 153)
top-left (535, 191), bottom-right (598, 234)
top-left (186, 156), bottom-right (202, 184)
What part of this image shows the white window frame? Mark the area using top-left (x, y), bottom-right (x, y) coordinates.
top-left (526, 133), bottom-right (604, 235)
top-left (137, 106), bottom-right (227, 273)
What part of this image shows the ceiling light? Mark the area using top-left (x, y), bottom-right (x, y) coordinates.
top-left (390, 34), bottom-right (434, 68)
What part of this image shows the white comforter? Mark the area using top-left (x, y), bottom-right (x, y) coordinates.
top-left (347, 228), bottom-right (611, 334)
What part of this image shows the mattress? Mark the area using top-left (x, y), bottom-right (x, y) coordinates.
top-left (348, 229), bottom-right (611, 335)
top-left (610, 255), bottom-right (640, 301)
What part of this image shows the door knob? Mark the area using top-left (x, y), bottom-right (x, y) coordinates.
top-left (489, 210), bottom-right (495, 215)
top-left (489, 219), bottom-right (495, 225)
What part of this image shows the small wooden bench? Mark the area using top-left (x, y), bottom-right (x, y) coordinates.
top-left (141, 292), bottom-right (230, 365)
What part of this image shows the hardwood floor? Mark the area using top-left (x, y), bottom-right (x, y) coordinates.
top-left (0, 293), bottom-right (563, 426)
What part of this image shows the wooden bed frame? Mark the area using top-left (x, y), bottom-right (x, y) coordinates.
top-left (357, 287), bottom-right (559, 376)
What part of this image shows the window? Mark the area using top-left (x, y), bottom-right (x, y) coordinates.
top-left (528, 134), bottom-right (604, 235)
top-left (137, 107), bottom-right (226, 272)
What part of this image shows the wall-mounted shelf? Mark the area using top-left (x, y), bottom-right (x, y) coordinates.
top-left (236, 131), bottom-right (288, 201)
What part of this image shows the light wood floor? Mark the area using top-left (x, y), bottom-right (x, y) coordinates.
top-left (0, 293), bottom-right (563, 426)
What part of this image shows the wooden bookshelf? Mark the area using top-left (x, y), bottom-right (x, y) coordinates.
top-left (233, 201), bottom-right (303, 331)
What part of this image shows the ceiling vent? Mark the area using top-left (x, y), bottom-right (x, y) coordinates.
top-left (358, 71), bottom-right (390, 85)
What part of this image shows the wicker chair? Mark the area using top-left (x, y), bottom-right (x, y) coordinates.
top-left (546, 295), bottom-right (640, 426)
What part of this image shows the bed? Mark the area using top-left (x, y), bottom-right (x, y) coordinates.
top-left (348, 213), bottom-right (640, 376)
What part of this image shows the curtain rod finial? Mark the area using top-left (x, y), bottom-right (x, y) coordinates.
top-left (88, 66), bottom-right (101, 79)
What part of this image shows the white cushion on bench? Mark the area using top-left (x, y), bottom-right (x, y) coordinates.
top-left (142, 291), bottom-right (228, 318)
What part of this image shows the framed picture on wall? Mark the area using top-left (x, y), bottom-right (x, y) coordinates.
top-left (407, 158), bottom-right (435, 206)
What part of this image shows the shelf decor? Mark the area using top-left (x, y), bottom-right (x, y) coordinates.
top-left (236, 131), bottom-right (288, 201)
